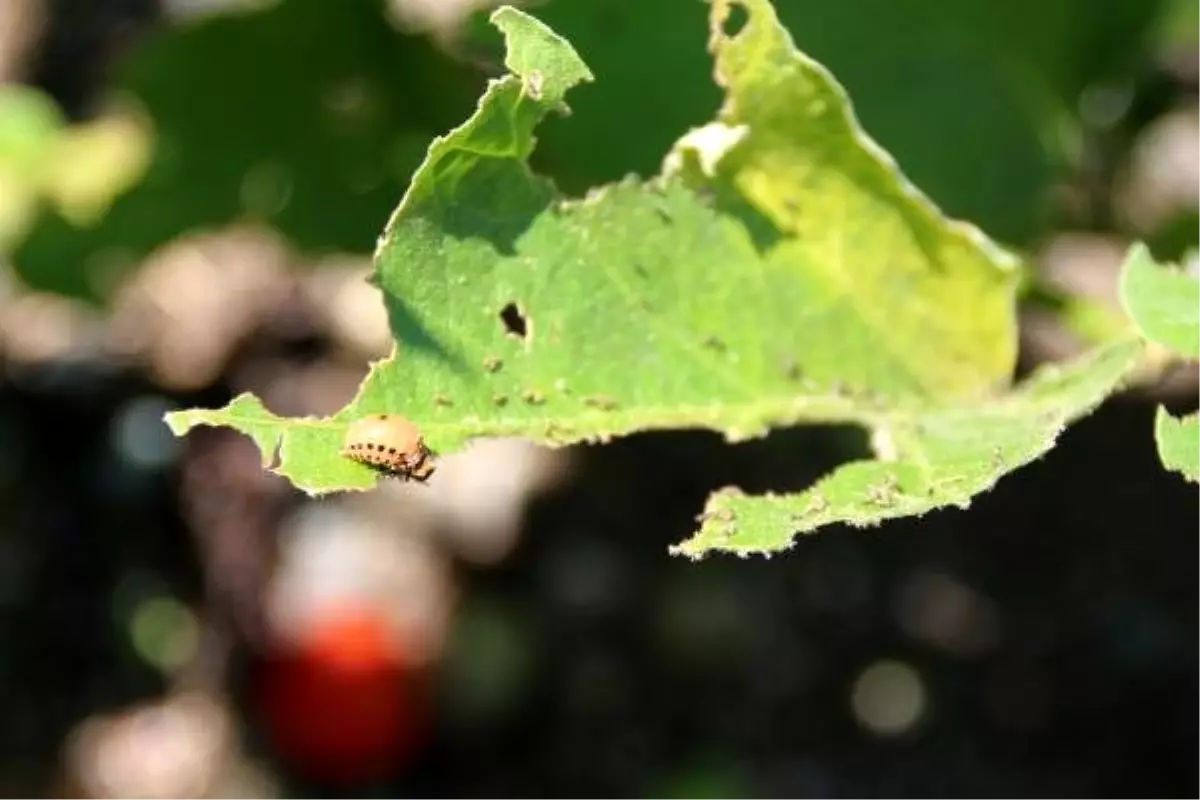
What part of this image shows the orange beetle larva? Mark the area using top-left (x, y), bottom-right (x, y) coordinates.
top-left (341, 414), bottom-right (436, 481)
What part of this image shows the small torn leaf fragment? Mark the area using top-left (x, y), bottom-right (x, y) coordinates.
top-left (1118, 243), bottom-right (1200, 483)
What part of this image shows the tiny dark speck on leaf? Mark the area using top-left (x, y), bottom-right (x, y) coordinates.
top-left (522, 389), bottom-right (545, 405)
top-left (493, 394), bottom-right (509, 407)
top-left (867, 486), bottom-right (892, 506)
top-left (805, 493), bottom-right (829, 514)
top-left (583, 395), bottom-right (619, 411)
top-left (483, 355), bottom-right (503, 373)
top-left (434, 395), bottom-right (453, 408)
top-left (867, 474), bottom-right (900, 506)
top-left (526, 70), bottom-right (544, 100)
top-left (702, 335), bottom-right (727, 352)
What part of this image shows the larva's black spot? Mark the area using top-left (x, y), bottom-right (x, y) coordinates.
top-left (389, 447), bottom-right (397, 455)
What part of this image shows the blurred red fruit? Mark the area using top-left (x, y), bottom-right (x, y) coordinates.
top-left (254, 604), bottom-right (429, 785)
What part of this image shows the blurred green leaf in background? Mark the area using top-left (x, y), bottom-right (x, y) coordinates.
top-left (8, 0), bottom-right (481, 302)
top-left (0, 84), bottom-right (150, 253)
top-left (6, 0), bottom-right (1188, 304)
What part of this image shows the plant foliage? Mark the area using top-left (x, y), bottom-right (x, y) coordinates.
top-left (167, 0), bottom-right (1153, 555)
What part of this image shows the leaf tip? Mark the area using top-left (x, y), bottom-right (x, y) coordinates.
top-left (488, 3), bottom-right (594, 102)
top-left (162, 410), bottom-right (192, 437)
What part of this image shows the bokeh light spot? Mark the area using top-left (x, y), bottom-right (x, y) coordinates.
top-left (111, 395), bottom-right (181, 470)
top-left (850, 658), bottom-right (927, 737)
top-left (130, 596), bottom-right (200, 672)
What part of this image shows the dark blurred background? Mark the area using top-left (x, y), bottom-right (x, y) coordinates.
top-left (0, 0), bottom-right (1197, 797)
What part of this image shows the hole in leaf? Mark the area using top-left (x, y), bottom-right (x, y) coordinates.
top-left (722, 3), bottom-right (748, 37)
top-left (500, 302), bottom-right (529, 340)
